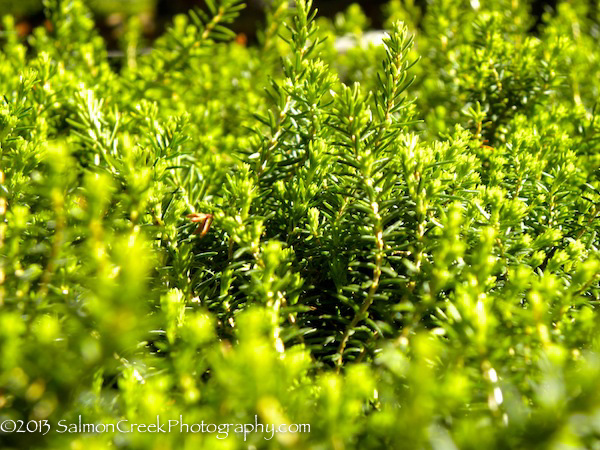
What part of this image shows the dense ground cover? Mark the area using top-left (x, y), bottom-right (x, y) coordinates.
top-left (1, 0), bottom-right (600, 448)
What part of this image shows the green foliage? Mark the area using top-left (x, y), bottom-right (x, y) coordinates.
top-left (1, 0), bottom-right (600, 448)
top-left (0, 0), bottom-right (156, 17)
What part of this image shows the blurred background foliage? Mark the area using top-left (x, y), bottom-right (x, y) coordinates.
top-left (0, 0), bottom-right (562, 47)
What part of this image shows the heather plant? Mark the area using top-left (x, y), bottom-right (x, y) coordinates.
top-left (1, 0), bottom-right (599, 448)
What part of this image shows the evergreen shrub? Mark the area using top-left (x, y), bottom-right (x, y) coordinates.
top-left (1, 0), bottom-right (599, 448)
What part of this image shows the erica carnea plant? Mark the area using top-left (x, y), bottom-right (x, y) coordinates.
top-left (0, 0), bottom-right (599, 448)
